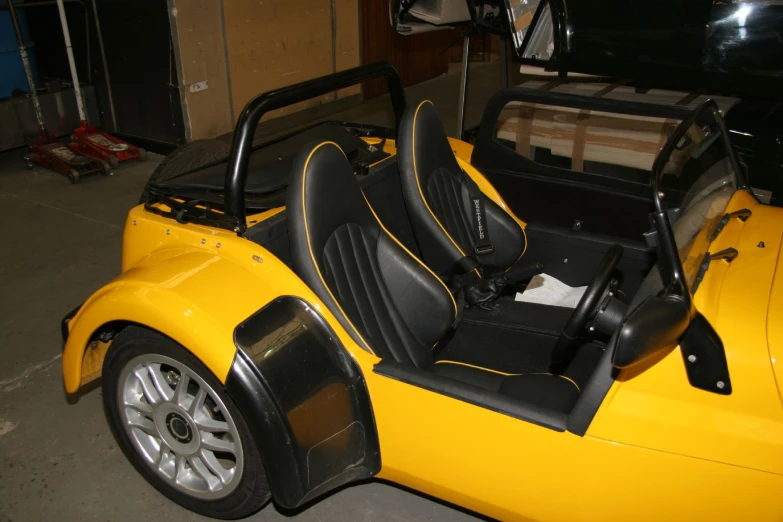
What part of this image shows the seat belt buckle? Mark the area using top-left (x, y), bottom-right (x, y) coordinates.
top-left (475, 244), bottom-right (494, 256)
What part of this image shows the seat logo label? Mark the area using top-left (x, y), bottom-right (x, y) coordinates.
top-left (472, 198), bottom-right (486, 240)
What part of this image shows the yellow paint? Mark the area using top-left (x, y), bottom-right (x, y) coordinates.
top-left (64, 132), bottom-right (783, 522)
top-left (367, 368), bottom-right (783, 521)
top-left (64, 203), bottom-right (380, 394)
top-left (79, 340), bottom-right (109, 386)
top-left (362, 189), bottom-right (783, 520)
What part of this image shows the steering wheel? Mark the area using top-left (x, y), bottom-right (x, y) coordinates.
top-left (550, 244), bottom-right (624, 373)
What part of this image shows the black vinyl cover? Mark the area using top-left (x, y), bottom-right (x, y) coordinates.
top-left (153, 123), bottom-right (368, 208)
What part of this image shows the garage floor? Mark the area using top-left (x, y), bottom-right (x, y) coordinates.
top-left (0, 63), bottom-right (506, 521)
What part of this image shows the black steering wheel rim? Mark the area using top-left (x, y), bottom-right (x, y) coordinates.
top-left (550, 244), bottom-right (624, 373)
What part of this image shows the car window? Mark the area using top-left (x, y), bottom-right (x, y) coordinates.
top-left (655, 107), bottom-right (738, 290)
top-left (494, 100), bottom-right (672, 185)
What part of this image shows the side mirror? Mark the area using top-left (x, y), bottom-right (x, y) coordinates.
top-left (611, 295), bottom-right (691, 369)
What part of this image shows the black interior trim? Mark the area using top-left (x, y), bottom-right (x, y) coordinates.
top-left (567, 334), bottom-right (619, 436)
top-left (527, 222), bottom-right (652, 259)
top-left (373, 360), bottom-right (569, 431)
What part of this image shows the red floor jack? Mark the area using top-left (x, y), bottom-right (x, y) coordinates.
top-left (53, 0), bottom-right (146, 169)
top-left (8, 1), bottom-right (108, 183)
top-left (25, 132), bottom-right (109, 183)
top-left (69, 122), bottom-right (148, 168)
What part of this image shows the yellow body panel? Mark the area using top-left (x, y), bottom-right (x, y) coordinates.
top-left (368, 371), bottom-right (783, 521)
top-left (63, 129), bottom-right (783, 520)
top-left (62, 205), bottom-right (380, 393)
top-left (366, 189), bottom-right (783, 519)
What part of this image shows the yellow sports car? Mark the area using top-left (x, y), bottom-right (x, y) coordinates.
top-left (61, 63), bottom-right (783, 521)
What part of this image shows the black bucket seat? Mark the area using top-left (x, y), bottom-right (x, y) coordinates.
top-left (287, 140), bottom-right (594, 414)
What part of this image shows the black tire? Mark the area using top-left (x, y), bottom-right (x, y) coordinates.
top-left (107, 155), bottom-right (120, 169)
top-left (102, 326), bottom-right (271, 519)
top-left (140, 139), bottom-right (230, 203)
top-left (68, 169), bottom-right (80, 184)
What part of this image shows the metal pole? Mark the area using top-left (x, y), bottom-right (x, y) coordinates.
top-left (456, 35), bottom-right (470, 139)
top-left (2, 1), bottom-right (93, 87)
top-left (56, 0), bottom-right (87, 123)
top-left (8, 1), bottom-right (45, 131)
top-left (90, 0), bottom-right (117, 130)
top-left (500, 37), bottom-right (509, 89)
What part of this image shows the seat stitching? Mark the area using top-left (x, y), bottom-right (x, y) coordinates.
top-left (433, 173), bottom-right (465, 249)
top-left (526, 372), bottom-right (581, 392)
top-left (339, 225), bottom-right (386, 352)
top-left (358, 226), bottom-right (414, 364)
top-left (300, 142), bottom-right (375, 355)
top-left (329, 227), bottom-right (371, 334)
top-left (409, 100), bottom-right (473, 263)
top-left (434, 361), bottom-right (581, 391)
top-left (429, 171), bottom-right (470, 254)
top-left (446, 174), bottom-right (476, 250)
top-left (433, 360), bottom-right (521, 376)
top-left (428, 173), bottom-right (451, 235)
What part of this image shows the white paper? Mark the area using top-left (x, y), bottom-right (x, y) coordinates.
top-left (514, 273), bottom-right (587, 309)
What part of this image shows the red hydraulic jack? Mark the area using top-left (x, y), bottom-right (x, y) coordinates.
top-left (69, 121), bottom-right (148, 168)
top-left (8, 1), bottom-right (107, 183)
top-left (25, 132), bottom-right (108, 183)
top-left (55, 0), bottom-right (147, 173)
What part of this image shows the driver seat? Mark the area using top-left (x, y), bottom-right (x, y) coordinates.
top-left (287, 140), bottom-right (590, 414)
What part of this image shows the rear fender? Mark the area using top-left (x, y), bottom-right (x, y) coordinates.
top-left (62, 247), bottom-right (382, 508)
top-left (63, 247), bottom-right (290, 393)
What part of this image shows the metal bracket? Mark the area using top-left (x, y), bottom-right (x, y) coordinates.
top-left (680, 312), bottom-right (732, 395)
top-left (709, 208), bottom-right (751, 242)
top-left (690, 247), bottom-right (738, 294)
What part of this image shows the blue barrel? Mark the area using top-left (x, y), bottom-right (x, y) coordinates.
top-left (0, 6), bottom-right (39, 98)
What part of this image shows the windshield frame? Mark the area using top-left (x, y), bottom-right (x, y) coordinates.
top-left (651, 99), bottom-right (748, 214)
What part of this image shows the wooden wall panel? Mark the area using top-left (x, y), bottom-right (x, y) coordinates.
top-left (335, 0), bottom-right (361, 99)
top-left (171, 0), bottom-right (233, 140)
top-left (223, 0), bottom-right (360, 123)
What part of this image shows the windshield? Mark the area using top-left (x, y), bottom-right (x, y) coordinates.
top-left (654, 104), bottom-right (739, 291)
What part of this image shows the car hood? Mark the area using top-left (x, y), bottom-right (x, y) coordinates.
top-left (697, 193), bottom-right (783, 408)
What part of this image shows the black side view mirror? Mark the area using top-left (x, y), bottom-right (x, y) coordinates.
top-left (611, 294), bottom-right (691, 369)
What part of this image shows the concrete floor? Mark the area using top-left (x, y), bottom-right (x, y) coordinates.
top-left (0, 62), bottom-right (506, 521)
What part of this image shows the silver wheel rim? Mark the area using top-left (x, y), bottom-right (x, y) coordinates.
top-left (118, 354), bottom-right (244, 499)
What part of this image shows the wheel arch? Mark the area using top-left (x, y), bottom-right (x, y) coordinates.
top-left (62, 247), bottom-right (289, 394)
top-left (224, 296), bottom-right (380, 509)
top-left (62, 251), bottom-right (381, 508)
top-left (62, 278), bottom-right (240, 394)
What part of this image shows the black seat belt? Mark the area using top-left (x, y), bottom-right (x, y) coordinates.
top-left (458, 170), bottom-right (497, 267)
top-left (449, 256), bottom-right (482, 290)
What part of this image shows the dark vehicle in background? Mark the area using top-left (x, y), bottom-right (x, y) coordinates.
top-left (391, 0), bottom-right (783, 206)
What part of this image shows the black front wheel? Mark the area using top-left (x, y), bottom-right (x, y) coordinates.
top-left (102, 326), bottom-right (271, 519)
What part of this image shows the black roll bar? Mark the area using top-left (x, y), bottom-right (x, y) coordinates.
top-left (224, 62), bottom-right (406, 231)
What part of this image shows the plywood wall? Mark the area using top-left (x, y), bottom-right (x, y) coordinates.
top-left (222, 0), bottom-right (360, 123)
top-left (170, 0), bottom-right (233, 140)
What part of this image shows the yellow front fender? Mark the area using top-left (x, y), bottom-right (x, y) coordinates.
top-left (63, 247), bottom-right (283, 394)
